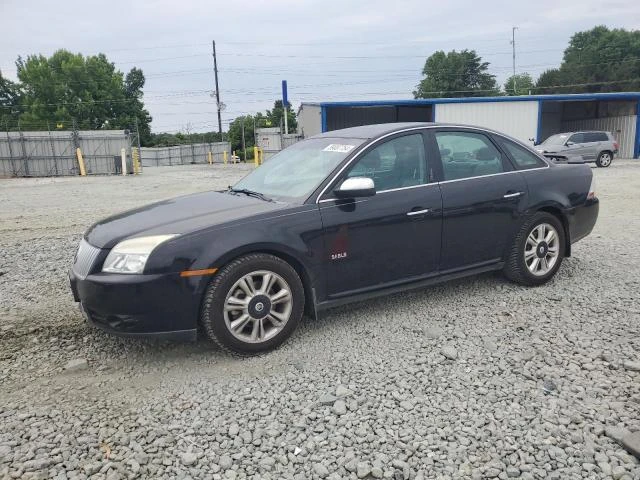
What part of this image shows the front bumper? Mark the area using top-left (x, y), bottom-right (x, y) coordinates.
top-left (69, 269), bottom-right (202, 340)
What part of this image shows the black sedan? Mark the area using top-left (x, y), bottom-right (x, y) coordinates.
top-left (69, 123), bottom-right (599, 354)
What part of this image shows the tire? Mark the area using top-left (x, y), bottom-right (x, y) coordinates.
top-left (596, 151), bottom-right (612, 167)
top-left (200, 253), bottom-right (304, 355)
top-left (504, 212), bottom-right (565, 286)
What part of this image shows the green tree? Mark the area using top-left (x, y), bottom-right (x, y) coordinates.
top-left (503, 73), bottom-right (534, 95)
top-left (414, 49), bottom-right (500, 98)
top-left (266, 100), bottom-right (297, 131)
top-left (14, 50), bottom-right (152, 141)
top-left (535, 68), bottom-right (567, 93)
top-left (0, 71), bottom-right (21, 128)
top-left (536, 26), bottom-right (640, 93)
top-left (228, 115), bottom-right (258, 161)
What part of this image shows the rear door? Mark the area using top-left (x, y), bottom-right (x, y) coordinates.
top-left (583, 132), bottom-right (608, 160)
top-left (432, 128), bottom-right (528, 271)
top-left (319, 131), bottom-right (442, 296)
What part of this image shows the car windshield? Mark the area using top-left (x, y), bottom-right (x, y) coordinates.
top-left (541, 134), bottom-right (569, 146)
top-left (231, 137), bottom-right (365, 201)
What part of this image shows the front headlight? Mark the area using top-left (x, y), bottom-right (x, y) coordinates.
top-left (102, 234), bottom-right (179, 274)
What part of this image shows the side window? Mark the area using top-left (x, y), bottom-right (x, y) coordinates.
top-left (585, 132), bottom-right (608, 142)
top-left (435, 131), bottom-right (506, 181)
top-left (499, 138), bottom-right (547, 170)
top-left (568, 133), bottom-right (584, 143)
top-left (346, 134), bottom-right (427, 191)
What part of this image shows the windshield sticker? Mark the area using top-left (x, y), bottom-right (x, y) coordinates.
top-left (323, 144), bottom-right (356, 153)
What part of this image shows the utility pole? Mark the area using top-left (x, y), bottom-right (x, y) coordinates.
top-left (212, 40), bottom-right (222, 136)
top-left (510, 26), bottom-right (518, 95)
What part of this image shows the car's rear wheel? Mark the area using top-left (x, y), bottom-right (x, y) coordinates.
top-left (504, 212), bottom-right (565, 286)
top-left (200, 253), bottom-right (304, 354)
top-left (596, 151), bottom-right (612, 167)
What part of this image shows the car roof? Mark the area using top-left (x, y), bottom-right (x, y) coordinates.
top-left (310, 122), bottom-right (434, 140)
top-left (309, 122), bottom-right (546, 144)
top-left (553, 131), bottom-right (610, 135)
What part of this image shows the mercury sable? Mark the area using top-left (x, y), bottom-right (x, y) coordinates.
top-left (69, 123), bottom-right (599, 354)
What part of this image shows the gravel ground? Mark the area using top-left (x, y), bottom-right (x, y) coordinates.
top-left (1, 161), bottom-right (639, 480)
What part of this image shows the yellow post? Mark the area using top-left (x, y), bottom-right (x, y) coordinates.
top-left (253, 146), bottom-right (259, 167)
top-left (259, 148), bottom-right (264, 165)
top-left (223, 150), bottom-right (228, 164)
top-left (232, 151), bottom-right (236, 163)
top-left (76, 148), bottom-right (86, 176)
top-left (208, 151), bottom-right (212, 165)
top-left (132, 148), bottom-right (141, 174)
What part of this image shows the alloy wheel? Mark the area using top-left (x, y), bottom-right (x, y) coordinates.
top-left (223, 270), bottom-right (293, 343)
top-left (524, 223), bottom-right (560, 276)
top-left (599, 153), bottom-right (611, 166)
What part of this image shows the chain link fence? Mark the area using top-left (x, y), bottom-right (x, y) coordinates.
top-left (141, 142), bottom-right (230, 166)
top-left (0, 130), bottom-right (131, 177)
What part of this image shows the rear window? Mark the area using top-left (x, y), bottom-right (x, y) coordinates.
top-left (584, 132), bottom-right (609, 142)
top-left (499, 138), bottom-right (547, 170)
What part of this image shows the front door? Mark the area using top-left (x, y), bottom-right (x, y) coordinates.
top-left (564, 132), bottom-right (591, 160)
top-left (319, 131), bottom-right (442, 297)
top-left (433, 129), bottom-right (528, 270)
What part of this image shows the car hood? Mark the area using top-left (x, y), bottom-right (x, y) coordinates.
top-left (86, 190), bottom-right (287, 248)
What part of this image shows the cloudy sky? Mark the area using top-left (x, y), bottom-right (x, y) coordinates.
top-left (2, 0), bottom-right (639, 133)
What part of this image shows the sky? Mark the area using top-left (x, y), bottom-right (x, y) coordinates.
top-left (1, 0), bottom-right (639, 133)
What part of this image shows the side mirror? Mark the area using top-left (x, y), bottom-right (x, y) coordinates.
top-left (565, 141), bottom-right (574, 146)
top-left (335, 177), bottom-right (375, 198)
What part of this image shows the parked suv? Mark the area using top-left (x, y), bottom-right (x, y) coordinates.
top-left (535, 131), bottom-right (618, 167)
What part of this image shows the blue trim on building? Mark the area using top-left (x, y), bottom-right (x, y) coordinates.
top-left (536, 101), bottom-right (543, 145)
top-left (635, 100), bottom-right (640, 159)
top-left (306, 92), bottom-right (640, 109)
top-left (321, 106), bottom-right (327, 133)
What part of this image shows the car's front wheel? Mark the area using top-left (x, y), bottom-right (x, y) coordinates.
top-left (200, 253), bottom-right (304, 354)
top-left (596, 151), bottom-right (612, 167)
top-left (504, 213), bottom-right (565, 286)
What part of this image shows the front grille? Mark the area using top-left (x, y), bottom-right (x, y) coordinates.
top-left (73, 239), bottom-right (102, 278)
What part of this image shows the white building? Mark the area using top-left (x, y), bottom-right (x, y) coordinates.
top-left (298, 92), bottom-right (640, 158)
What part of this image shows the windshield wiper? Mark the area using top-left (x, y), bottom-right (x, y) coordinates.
top-left (228, 188), bottom-right (273, 202)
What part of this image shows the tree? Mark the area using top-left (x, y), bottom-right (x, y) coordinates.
top-left (535, 26), bottom-right (640, 93)
top-left (0, 71), bottom-right (21, 128)
top-left (266, 100), bottom-right (297, 131)
top-left (13, 50), bottom-right (152, 141)
top-left (122, 67), bottom-right (152, 145)
top-left (535, 68), bottom-right (568, 93)
top-left (414, 49), bottom-right (500, 98)
top-left (503, 73), bottom-right (534, 96)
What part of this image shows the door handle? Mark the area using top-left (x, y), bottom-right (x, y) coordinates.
top-left (407, 208), bottom-right (430, 216)
top-left (503, 191), bottom-right (524, 199)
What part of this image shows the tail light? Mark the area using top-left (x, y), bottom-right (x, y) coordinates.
top-left (587, 176), bottom-right (596, 200)
top-left (613, 141), bottom-right (619, 151)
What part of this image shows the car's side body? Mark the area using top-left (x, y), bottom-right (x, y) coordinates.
top-left (535, 130), bottom-right (618, 163)
top-left (69, 123), bottom-right (599, 341)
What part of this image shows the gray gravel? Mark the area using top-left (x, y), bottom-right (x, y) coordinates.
top-left (1, 161), bottom-right (640, 479)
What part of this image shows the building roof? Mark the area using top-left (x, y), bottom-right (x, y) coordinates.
top-left (302, 91), bottom-right (640, 108)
